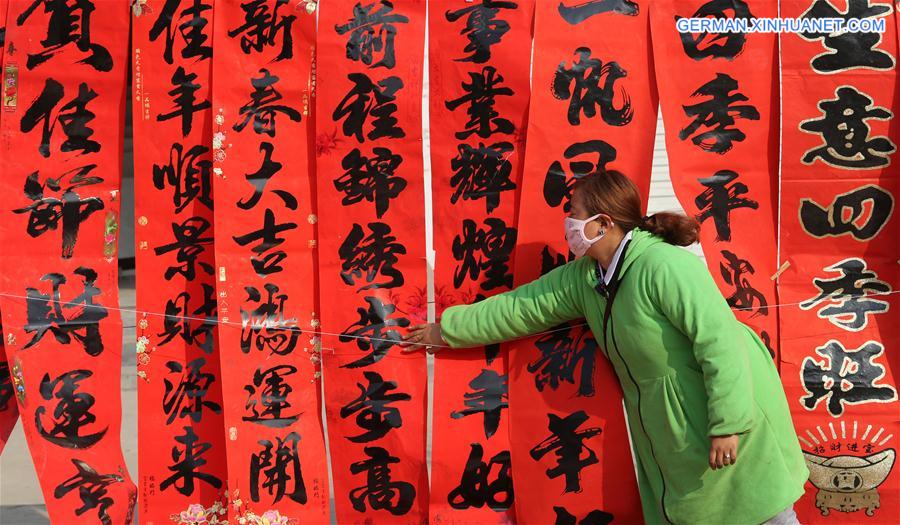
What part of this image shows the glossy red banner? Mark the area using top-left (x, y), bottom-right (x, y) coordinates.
top-left (778, 1), bottom-right (899, 523)
top-left (0, 0), bottom-right (17, 453)
top-left (316, 1), bottom-right (429, 523)
top-left (131, 1), bottom-right (227, 522)
top-left (650, 0), bottom-right (781, 361)
top-left (429, 1), bottom-right (534, 523)
top-left (0, 1), bottom-right (135, 523)
top-left (210, 2), bottom-right (330, 524)
top-left (504, 2), bottom-right (657, 523)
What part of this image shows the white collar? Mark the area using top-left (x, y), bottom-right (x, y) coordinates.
top-left (598, 230), bottom-right (633, 286)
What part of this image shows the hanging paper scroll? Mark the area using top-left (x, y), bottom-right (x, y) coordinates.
top-left (778, 2), bottom-right (899, 523)
top-left (210, 2), bottom-right (329, 523)
top-left (428, 1), bottom-right (534, 523)
top-left (0, 1), bottom-right (135, 523)
top-left (649, 0), bottom-right (781, 361)
top-left (316, 1), bottom-right (429, 523)
top-left (0, 0), bottom-right (17, 453)
top-left (131, 1), bottom-right (227, 521)
top-left (504, 2), bottom-right (657, 523)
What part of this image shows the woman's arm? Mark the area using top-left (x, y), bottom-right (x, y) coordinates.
top-left (649, 248), bottom-right (755, 438)
top-left (439, 259), bottom-right (586, 348)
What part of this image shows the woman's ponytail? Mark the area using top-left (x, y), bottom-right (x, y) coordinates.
top-left (641, 212), bottom-right (700, 247)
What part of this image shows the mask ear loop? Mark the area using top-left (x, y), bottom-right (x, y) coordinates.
top-left (581, 214), bottom-right (609, 243)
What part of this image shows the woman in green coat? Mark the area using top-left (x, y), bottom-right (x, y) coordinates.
top-left (403, 171), bottom-right (809, 524)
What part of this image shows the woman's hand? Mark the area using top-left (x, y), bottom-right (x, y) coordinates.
top-left (400, 323), bottom-right (446, 354)
top-left (709, 434), bottom-right (739, 470)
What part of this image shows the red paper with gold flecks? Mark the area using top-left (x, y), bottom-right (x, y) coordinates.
top-left (132, 0), bottom-right (227, 521)
top-left (0, 1), bottom-right (135, 523)
top-left (778, 1), bottom-right (899, 523)
top-left (316, 1), bottom-right (429, 523)
top-left (503, 2), bottom-right (657, 523)
top-left (428, 1), bottom-right (534, 523)
top-left (210, 2), bottom-right (329, 523)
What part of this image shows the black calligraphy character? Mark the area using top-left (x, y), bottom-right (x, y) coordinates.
top-left (16, 0), bottom-right (113, 71)
top-left (801, 340), bottom-right (897, 417)
top-left (14, 165), bottom-right (104, 259)
top-left (451, 369), bottom-right (508, 439)
top-left (676, 0), bottom-right (754, 60)
top-left (227, 0), bottom-right (296, 61)
top-left (340, 296), bottom-right (410, 368)
top-left (241, 283), bottom-right (302, 355)
top-left (149, 0), bottom-right (212, 64)
top-left (557, 0), bottom-right (638, 24)
top-left (680, 73), bottom-right (759, 154)
top-left (799, 0), bottom-right (894, 73)
top-left (694, 170), bottom-right (758, 242)
top-left (336, 147), bottom-right (407, 218)
top-left (333, 73), bottom-right (404, 142)
top-left (445, 0), bottom-right (517, 63)
top-left (341, 370), bottom-right (411, 443)
top-left (0, 362), bottom-right (13, 413)
top-left (239, 142), bottom-right (297, 211)
top-left (541, 246), bottom-right (575, 276)
top-left (24, 267), bottom-right (107, 356)
top-left (448, 444), bottom-right (513, 510)
top-left (552, 47), bottom-right (632, 127)
top-left (544, 141), bottom-right (617, 212)
top-left (154, 216), bottom-right (214, 281)
top-left (529, 324), bottom-right (597, 397)
top-left (159, 284), bottom-right (217, 354)
top-left (800, 185), bottom-right (894, 241)
top-left (453, 218), bottom-right (517, 291)
top-left (800, 258), bottom-right (889, 331)
top-left (240, 283), bottom-right (300, 356)
top-left (720, 250), bottom-right (768, 317)
top-left (232, 209), bottom-right (298, 276)
top-left (349, 446), bottom-right (415, 515)
top-left (800, 87), bottom-right (894, 169)
top-left (0, 22), bottom-right (5, 49)
top-left (154, 143), bottom-right (213, 213)
top-left (553, 506), bottom-right (615, 525)
top-left (450, 142), bottom-right (515, 214)
top-left (446, 66), bottom-right (514, 139)
top-left (244, 364), bottom-right (300, 428)
top-left (20, 79), bottom-right (98, 157)
top-left (54, 459), bottom-right (123, 525)
top-left (530, 411), bottom-right (601, 493)
top-left (160, 425), bottom-right (223, 496)
top-left (36, 369), bottom-right (106, 448)
top-left (162, 358), bottom-right (221, 425)
top-left (335, 1), bottom-right (409, 69)
top-left (339, 222), bottom-right (406, 291)
top-left (234, 69), bottom-right (301, 137)
top-left (250, 432), bottom-right (307, 504)
top-left (157, 66), bottom-right (211, 137)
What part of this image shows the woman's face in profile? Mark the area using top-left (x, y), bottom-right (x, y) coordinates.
top-left (569, 188), bottom-right (605, 240)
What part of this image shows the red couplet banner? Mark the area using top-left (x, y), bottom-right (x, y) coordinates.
top-left (650, 0), bottom-right (781, 360)
top-left (316, 1), bottom-right (429, 523)
top-left (429, 1), bottom-right (534, 523)
top-left (505, 2), bottom-right (658, 523)
top-left (0, 1), bottom-right (135, 523)
top-left (778, 2), bottom-right (899, 523)
top-left (211, 3), bottom-right (329, 524)
top-left (132, 2), bottom-right (228, 522)
top-left (0, 0), bottom-right (17, 453)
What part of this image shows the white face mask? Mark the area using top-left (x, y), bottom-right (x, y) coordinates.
top-left (564, 213), bottom-right (609, 257)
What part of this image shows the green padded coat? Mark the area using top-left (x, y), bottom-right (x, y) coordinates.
top-left (440, 229), bottom-right (809, 524)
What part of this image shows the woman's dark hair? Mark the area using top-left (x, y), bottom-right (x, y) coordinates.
top-left (572, 170), bottom-right (700, 247)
